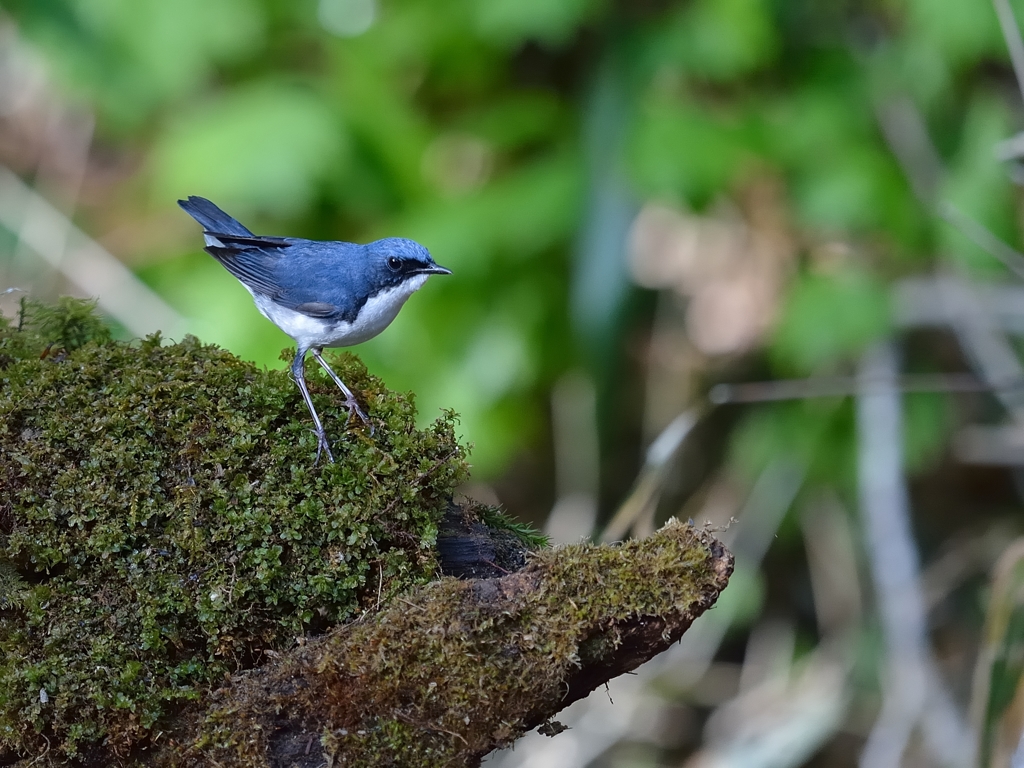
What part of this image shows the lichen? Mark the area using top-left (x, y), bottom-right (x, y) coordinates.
top-left (0, 299), bottom-right (470, 762)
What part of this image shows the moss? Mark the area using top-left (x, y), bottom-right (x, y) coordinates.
top-left (312, 521), bottom-right (721, 766)
top-left (180, 519), bottom-right (724, 768)
top-left (0, 561), bottom-right (26, 611)
top-left (477, 506), bottom-right (549, 550)
top-left (0, 299), bottom-right (470, 761)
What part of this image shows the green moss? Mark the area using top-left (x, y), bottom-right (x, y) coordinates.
top-left (477, 506), bottom-right (549, 550)
top-left (302, 520), bottom-right (723, 767)
top-left (0, 561), bottom-right (26, 611)
top-left (156, 520), bottom-right (726, 768)
top-left (0, 299), bottom-right (470, 760)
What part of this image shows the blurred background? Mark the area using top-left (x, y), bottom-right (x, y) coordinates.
top-left (6, 0), bottom-right (1024, 765)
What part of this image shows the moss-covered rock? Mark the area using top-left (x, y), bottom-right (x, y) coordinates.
top-left (0, 299), bottom-right (469, 761)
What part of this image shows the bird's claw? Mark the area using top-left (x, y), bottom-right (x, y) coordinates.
top-left (312, 428), bottom-right (335, 465)
top-left (343, 397), bottom-right (374, 436)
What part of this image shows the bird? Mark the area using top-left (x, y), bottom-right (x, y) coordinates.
top-left (178, 195), bottom-right (451, 463)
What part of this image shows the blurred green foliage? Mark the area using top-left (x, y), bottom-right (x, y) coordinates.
top-left (772, 268), bottom-right (892, 375)
top-left (153, 83), bottom-right (347, 214)
top-left (3, 0), bottom-right (1023, 491)
top-left (4, 1), bottom-right (1024, 763)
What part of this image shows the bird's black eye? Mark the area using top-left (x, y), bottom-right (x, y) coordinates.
top-left (387, 256), bottom-right (402, 271)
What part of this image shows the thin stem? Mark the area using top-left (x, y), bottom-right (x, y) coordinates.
top-left (939, 201), bottom-right (1024, 282)
top-left (709, 372), bottom-right (994, 404)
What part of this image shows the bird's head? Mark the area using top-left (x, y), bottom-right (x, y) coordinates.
top-left (365, 238), bottom-right (451, 292)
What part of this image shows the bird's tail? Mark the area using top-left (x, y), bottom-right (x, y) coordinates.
top-left (177, 196), bottom-right (254, 237)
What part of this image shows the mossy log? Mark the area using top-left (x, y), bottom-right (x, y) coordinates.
top-left (0, 299), bottom-right (733, 766)
top-left (154, 517), bottom-right (731, 767)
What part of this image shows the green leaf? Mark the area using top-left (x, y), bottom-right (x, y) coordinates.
top-left (13, 0), bottom-right (264, 129)
top-left (628, 99), bottom-right (750, 207)
top-left (472, 0), bottom-right (600, 47)
top-left (900, 0), bottom-right (1002, 70)
top-left (902, 392), bottom-right (952, 473)
top-left (151, 82), bottom-right (347, 216)
top-left (771, 269), bottom-right (891, 374)
top-left (658, 0), bottom-right (779, 80)
top-left (940, 95), bottom-right (1017, 277)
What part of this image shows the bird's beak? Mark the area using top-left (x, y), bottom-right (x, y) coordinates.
top-left (417, 264), bottom-right (452, 275)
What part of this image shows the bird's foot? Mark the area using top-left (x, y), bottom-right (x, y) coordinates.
top-left (312, 427), bottom-right (336, 464)
top-left (343, 396), bottom-right (374, 435)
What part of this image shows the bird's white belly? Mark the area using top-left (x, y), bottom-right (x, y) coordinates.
top-left (251, 276), bottom-right (427, 350)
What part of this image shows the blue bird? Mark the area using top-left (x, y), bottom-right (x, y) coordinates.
top-left (178, 196), bottom-right (450, 462)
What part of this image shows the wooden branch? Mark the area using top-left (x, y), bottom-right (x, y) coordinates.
top-left (150, 520), bottom-right (732, 768)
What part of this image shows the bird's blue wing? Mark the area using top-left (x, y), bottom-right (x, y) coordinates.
top-left (206, 239), bottom-right (366, 323)
top-left (269, 243), bottom-right (368, 322)
top-left (180, 196), bottom-right (365, 320)
top-left (204, 241), bottom-right (291, 299)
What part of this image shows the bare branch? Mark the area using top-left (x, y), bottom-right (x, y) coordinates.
top-left (710, 373), bottom-right (991, 404)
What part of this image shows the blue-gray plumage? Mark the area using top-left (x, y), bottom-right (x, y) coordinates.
top-left (178, 195), bottom-right (450, 462)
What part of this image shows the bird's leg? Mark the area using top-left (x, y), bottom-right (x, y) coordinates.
top-left (291, 348), bottom-right (334, 464)
top-left (310, 347), bottom-right (372, 430)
